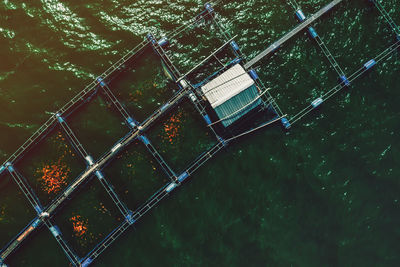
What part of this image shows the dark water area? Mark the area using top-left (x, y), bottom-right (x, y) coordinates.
top-left (0, 0), bottom-right (400, 266)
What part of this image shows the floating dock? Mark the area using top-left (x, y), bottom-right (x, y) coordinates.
top-left (1, 0), bottom-right (399, 266)
top-left (244, 0), bottom-right (345, 69)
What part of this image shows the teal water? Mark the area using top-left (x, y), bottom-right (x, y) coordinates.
top-left (1, 0), bottom-right (400, 266)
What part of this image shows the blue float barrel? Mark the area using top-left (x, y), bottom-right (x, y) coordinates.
top-left (165, 182), bottom-right (178, 193)
top-left (6, 162), bottom-right (14, 172)
top-left (85, 156), bottom-right (94, 166)
top-left (204, 3), bottom-right (214, 14)
top-left (340, 75), bottom-right (350, 86)
top-left (139, 135), bottom-right (151, 146)
top-left (97, 77), bottom-right (106, 87)
top-left (295, 9), bottom-right (306, 22)
top-left (126, 117), bottom-right (137, 128)
top-left (364, 59), bottom-right (376, 70)
top-left (32, 218), bottom-right (41, 228)
top-left (308, 27), bottom-right (318, 39)
top-left (55, 113), bottom-right (64, 123)
top-left (146, 33), bottom-right (156, 44)
top-left (249, 69), bottom-right (259, 80)
top-left (311, 97), bottom-right (324, 108)
top-left (158, 37), bottom-right (169, 48)
top-left (126, 211), bottom-right (136, 225)
top-left (230, 41), bottom-right (240, 51)
top-left (34, 205), bottom-right (42, 214)
top-left (81, 257), bottom-right (93, 267)
top-left (160, 103), bottom-right (169, 112)
top-left (95, 170), bottom-right (104, 180)
top-left (178, 172), bottom-right (189, 182)
top-left (203, 114), bottom-right (212, 125)
top-left (0, 165), bottom-right (5, 175)
top-left (281, 117), bottom-right (291, 130)
top-left (49, 226), bottom-right (61, 237)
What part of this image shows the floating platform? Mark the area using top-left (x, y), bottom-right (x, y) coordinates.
top-left (200, 64), bottom-right (263, 127)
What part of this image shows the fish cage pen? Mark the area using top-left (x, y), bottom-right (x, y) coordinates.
top-left (1, 0), bottom-right (399, 266)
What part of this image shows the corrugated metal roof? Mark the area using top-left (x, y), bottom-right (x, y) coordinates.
top-left (200, 64), bottom-right (261, 127)
top-left (214, 85), bottom-right (262, 127)
top-left (201, 64), bottom-right (255, 108)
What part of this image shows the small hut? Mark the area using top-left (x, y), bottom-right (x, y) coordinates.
top-left (200, 64), bottom-right (262, 127)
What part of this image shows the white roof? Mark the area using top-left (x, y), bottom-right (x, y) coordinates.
top-left (201, 64), bottom-right (255, 108)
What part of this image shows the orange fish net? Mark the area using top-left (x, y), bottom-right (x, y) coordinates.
top-left (162, 111), bottom-right (183, 144)
top-left (36, 132), bottom-right (75, 195)
top-left (69, 215), bottom-right (88, 237)
top-left (36, 159), bottom-right (70, 194)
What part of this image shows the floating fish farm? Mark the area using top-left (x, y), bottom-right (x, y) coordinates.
top-left (0, 0), bottom-right (399, 266)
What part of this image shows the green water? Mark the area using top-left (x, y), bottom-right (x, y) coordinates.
top-left (1, 0), bottom-right (400, 266)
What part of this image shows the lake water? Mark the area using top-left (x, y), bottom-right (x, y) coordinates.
top-left (0, 0), bottom-right (400, 266)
